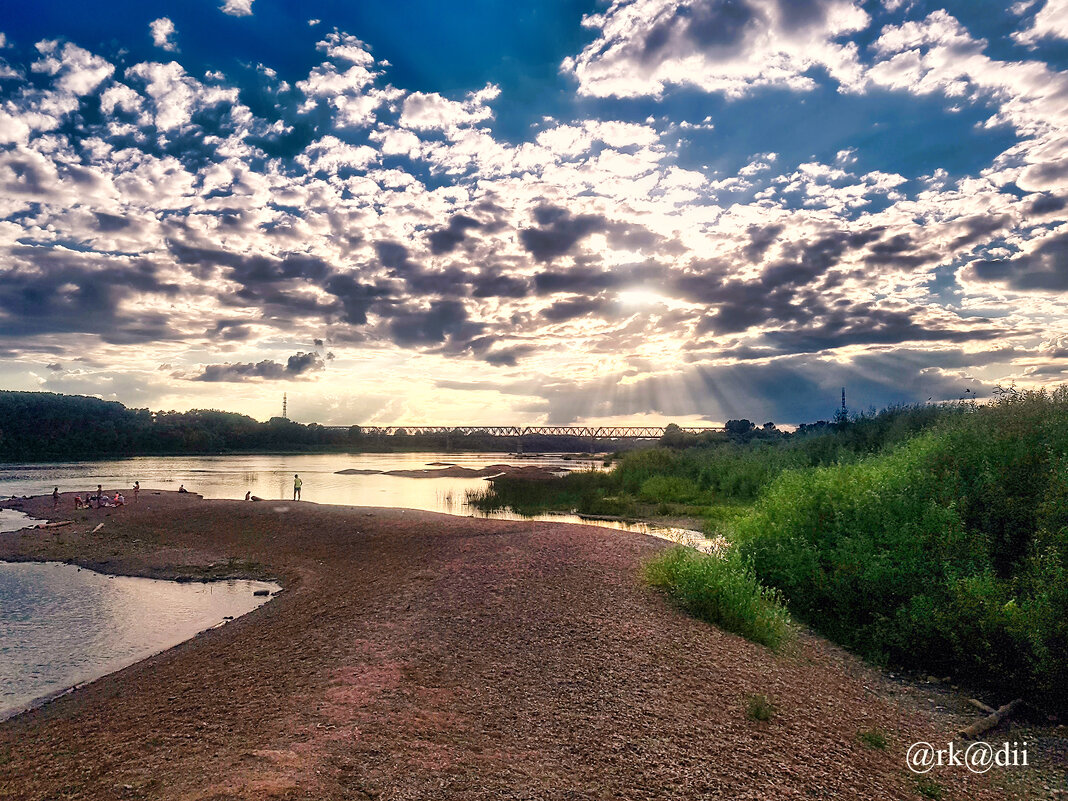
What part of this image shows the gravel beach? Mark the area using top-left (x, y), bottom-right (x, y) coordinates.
top-left (0, 491), bottom-right (1024, 799)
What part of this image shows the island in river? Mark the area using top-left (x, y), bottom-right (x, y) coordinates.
top-left (0, 491), bottom-right (1034, 800)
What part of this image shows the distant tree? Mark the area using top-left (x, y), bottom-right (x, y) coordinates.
top-left (756, 421), bottom-right (781, 440)
top-left (725, 419), bottom-right (756, 443)
top-left (660, 422), bottom-right (688, 448)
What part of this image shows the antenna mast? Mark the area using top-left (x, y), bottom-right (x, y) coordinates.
top-left (283, 393), bottom-right (288, 420)
top-left (842, 387), bottom-right (846, 410)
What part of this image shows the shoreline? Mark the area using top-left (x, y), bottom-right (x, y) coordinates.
top-left (0, 556), bottom-right (282, 724)
top-left (0, 492), bottom-right (1051, 799)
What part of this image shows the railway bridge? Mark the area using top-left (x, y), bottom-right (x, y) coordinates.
top-left (321, 424), bottom-right (725, 450)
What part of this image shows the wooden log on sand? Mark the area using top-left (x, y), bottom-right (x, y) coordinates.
top-left (959, 698), bottom-right (1024, 740)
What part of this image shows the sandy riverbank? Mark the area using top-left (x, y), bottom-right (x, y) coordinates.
top-left (0, 492), bottom-right (1038, 799)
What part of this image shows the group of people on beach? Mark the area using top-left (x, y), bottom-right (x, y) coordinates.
top-left (49, 475), bottom-right (304, 507)
top-left (61, 481), bottom-right (139, 510)
top-left (52, 476), bottom-right (307, 508)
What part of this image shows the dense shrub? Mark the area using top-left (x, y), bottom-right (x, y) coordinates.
top-left (639, 475), bottom-right (702, 503)
top-left (465, 470), bottom-right (627, 516)
top-left (735, 389), bottom-right (1068, 710)
top-left (643, 546), bottom-right (794, 651)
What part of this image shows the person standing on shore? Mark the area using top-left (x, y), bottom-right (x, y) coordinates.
top-left (52, 487), bottom-right (59, 509)
top-left (293, 474), bottom-right (302, 501)
top-left (96, 484), bottom-right (103, 508)
top-left (133, 481), bottom-right (139, 503)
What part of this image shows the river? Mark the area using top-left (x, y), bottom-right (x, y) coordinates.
top-left (0, 561), bottom-right (278, 721)
top-left (0, 452), bottom-right (710, 546)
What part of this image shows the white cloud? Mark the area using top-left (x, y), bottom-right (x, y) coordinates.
top-left (1014, 0), bottom-right (1068, 45)
top-left (149, 17), bottom-right (177, 52)
top-left (296, 46), bottom-right (399, 128)
top-left (126, 61), bottom-right (239, 130)
top-left (563, 0), bottom-right (870, 98)
top-left (867, 10), bottom-right (1068, 193)
top-left (32, 41), bottom-right (114, 96)
top-left (296, 136), bottom-right (379, 174)
top-left (220, 0), bottom-right (254, 17)
top-left (399, 84), bottom-right (500, 130)
top-left (316, 31), bottom-right (374, 66)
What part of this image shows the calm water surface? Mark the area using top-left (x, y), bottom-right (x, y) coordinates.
top-left (0, 452), bottom-right (589, 513)
top-left (0, 452), bottom-right (710, 545)
top-left (0, 509), bottom-right (34, 534)
top-left (0, 561), bottom-right (278, 720)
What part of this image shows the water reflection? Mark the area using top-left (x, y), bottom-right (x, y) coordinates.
top-left (0, 509), bottom-right (34, 534)
top-left (0, 561), bottom-right (278, 720)
top-left (0, 452), bottom-right (595, 512)
top-left (0, 452), bottom-right (709, 548)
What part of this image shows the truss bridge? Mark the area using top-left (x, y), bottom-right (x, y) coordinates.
top-left (331, 425), bottom-right (725, 440)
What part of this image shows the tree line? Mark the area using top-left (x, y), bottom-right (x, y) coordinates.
top-left (0, 391), bottom-right (362, 461)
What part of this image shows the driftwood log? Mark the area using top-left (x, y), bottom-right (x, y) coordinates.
top-left (967, 698), bottom-right (997, 715)
top-left (959, 698), bottom-right (1024, 740)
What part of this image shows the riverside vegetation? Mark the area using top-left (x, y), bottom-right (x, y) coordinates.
top-left (469, 389), bottom-right (1068, 713)
top-left (0, 391), bottom-right (594, 460)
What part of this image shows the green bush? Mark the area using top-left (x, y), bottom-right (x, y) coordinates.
top-left (745, 694), bottom-right (776, 721)
top-left (735, 388), bottom-right (1068, 711)
top-left (643, 546), bottom-right (794, 650)
top-left (638, 475), bottom-right (701, 503)
top-left (858, 728), bottom-right (888, 749)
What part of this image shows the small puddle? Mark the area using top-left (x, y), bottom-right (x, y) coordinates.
top-left (0, 561), bottom-right (279, 721)
top-left (0, 508), bottom-right (36, 534)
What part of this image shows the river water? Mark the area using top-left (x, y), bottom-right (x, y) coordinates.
top-left (0, 452), bottom-right (588, 512)
top-left (0, 561), bottom-right (278, 720)
top-left (0, 452), bottom-right (708, 546)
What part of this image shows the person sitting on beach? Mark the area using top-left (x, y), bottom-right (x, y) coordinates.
top-left (74, 495), bottom-right (85, 509)
top-left (178, 484), bottom-right (188, 493)
top-left (114, 493), bottom-right (125, 507)
top-left (245, 490), bottom-right (251, 501)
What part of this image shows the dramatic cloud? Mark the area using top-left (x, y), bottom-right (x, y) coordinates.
top-left (520, 205), bottom-right (607, 263)
top-left (0, 2), bottom-right (1065, 424)
top-left (193, 351), bottom-right (324, 382)
top-left (564, 0), bottom-right (869, 98)
top-left (966, 227), bottom-right (1068, 291)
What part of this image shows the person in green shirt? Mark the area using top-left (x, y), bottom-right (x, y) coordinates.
top-left (293, 474), bottom-right (302, 501)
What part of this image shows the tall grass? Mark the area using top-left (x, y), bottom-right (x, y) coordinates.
top-left (469, 403), bottom-right (953, 525)
top-left (643, 546), bottom-right (794, 651)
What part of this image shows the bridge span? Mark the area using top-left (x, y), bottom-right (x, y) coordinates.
top-left (323, 425), bottom-right (725, 440)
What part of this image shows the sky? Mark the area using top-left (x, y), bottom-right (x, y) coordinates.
top-left (0, 0), bottom-right (1067, 426)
